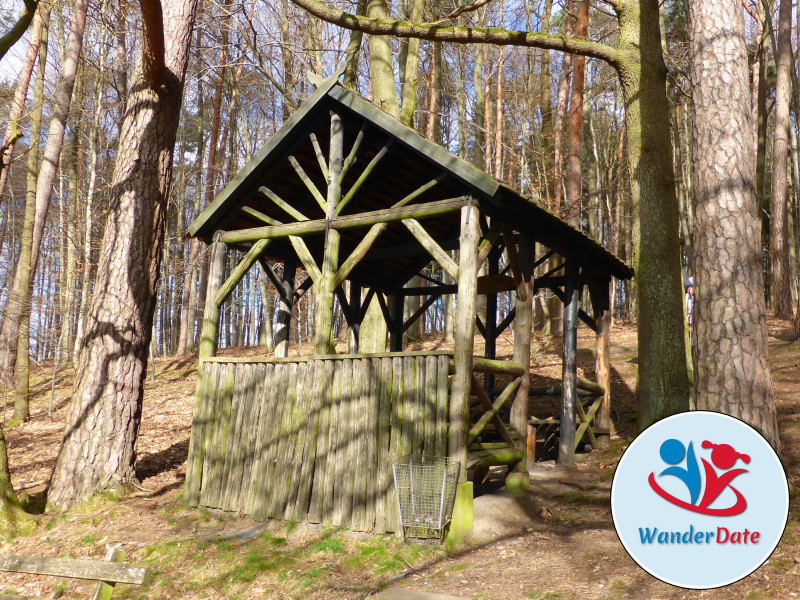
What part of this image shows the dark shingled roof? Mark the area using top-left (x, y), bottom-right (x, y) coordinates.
top-left (189, 69), bottom-right (634, 289)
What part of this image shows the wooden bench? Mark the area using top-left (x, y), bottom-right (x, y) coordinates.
top-left (0, 546), bottom-right (148, 599)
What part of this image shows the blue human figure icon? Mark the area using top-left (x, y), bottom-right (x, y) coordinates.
top-left (658, 439), bottom-right (701, 505)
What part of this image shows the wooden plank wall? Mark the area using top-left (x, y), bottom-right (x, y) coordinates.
top-left (185, 354), bottom-right (450, 533)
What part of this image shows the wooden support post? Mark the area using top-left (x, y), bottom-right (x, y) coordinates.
top-left (313, 112), bottom-right (344, 355)
top-left (275, 258), bottom-right (296, 358)
top-left (484, 244), bottom-right (500, 396)
top-left (198, 239), bottom-right (227, 360)
top-left (558, 259), bottom-right (580, 466)
top-left (90, 546), bottom-right (126, 600)
top-left (451, 203), bottom-right (480, 479)
top-left (390, 293), bottom-right (404, 352)
top-left (511, 234), bottom-right (534, 479)
top-left (348, 279), bottom-right (361, 353)
top-left (590, 276), bottom-right (612, 447)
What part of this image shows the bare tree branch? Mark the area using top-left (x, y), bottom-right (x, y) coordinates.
top-left (288, 0), bottom-right (622, 67)
top-left (0, 0), bottom-right (39, 63)
top-left (431, 0), bottom-right (496, 25)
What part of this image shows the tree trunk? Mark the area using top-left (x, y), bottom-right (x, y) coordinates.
top-left (0, 5), bottom-right (45, 202)
top-left (616, 0), bottom-right (691, 427)
top-left (687, 0), bottom-right (778, 447)
top-left (565, 0), bottom-right (589, 227)
top-left (0, 0), bottom-right (90, 379)
top-left (8, 8), bottom-right (49, 422)
top-left (47, 0), bottom-right (199, 507)
top-left (770, 0), bottom-right (794, 319)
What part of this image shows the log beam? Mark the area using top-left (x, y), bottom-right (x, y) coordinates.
top-left (219, 197), bottom-right (471, 245)
top-left (289, 154), bottom-right (327, 211)
top-left (558, 260), bottom-right (580, 466)
top-left (313, 111), bottom-right (344, 354)
top-left (469, 376), bottom-right (515, 446)
top-left (401, 218), bottom-right (459, 280)
top-left (241, 205), bottom-right (282, 226)
top-left (589, 276), bottom-right (612, 446)
top-left (511, 233), bottom-right (534, 474)
top-left (337, 140), bottom-right (393, 214)
top-left (259, 186), bottom-right (309, 222)
top-left (451, 203), bottom-right (480, 480)
top-left (275, 258), bottom-right (296, 358)
top-left (215, 238), bottom-right (271, 307)
top-left (198, 239), bottom-right (227, 360)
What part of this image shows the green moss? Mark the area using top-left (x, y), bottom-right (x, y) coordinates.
top-left (313, 537), bottom-right (343, 553)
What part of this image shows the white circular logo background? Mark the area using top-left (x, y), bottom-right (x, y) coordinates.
top-left (611, 411), bottom-right (789, 589)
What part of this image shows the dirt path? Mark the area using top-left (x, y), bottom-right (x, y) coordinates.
top-left (1, 322), bottom-right (798, 599)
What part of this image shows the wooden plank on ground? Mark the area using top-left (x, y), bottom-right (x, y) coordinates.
top-left (0, 556), bottom-right (147, 585)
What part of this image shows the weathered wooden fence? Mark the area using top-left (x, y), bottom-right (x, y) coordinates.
top-left (185, 351), bottom-right (451, 533)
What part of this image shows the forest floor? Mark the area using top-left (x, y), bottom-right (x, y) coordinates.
top-left (1, 320), bottom-right (799, 599)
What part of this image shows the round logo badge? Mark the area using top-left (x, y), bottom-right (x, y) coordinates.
top-left (611, 411), bottom-right (789, 589)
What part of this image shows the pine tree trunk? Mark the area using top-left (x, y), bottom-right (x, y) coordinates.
top-left (687, 0), bottom-right (778, 447)
top-left (770, 0), bottom-right (794, 319)
top-left (47, 0), bottom-right (199, 506)
top-left (565, 0), bottom-right (589, 227)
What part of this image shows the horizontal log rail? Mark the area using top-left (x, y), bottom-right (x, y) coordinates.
top-left (469, 357), bottom-right (526, 376)
top-left (218, 197), bottom-right (472, 245)
top-left (201, 350), bottom-right (454, 364)
top-left (467, 448), bottom-right (524, 469)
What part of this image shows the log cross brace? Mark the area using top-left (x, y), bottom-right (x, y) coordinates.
top-left (288, 155), bottom-right (326, 210)
top-left (215, 239), bottom-right (271, 307)
top-left (476, 222), bottom-right (502, 273)
top-left (401, 218), bottom-right (459, 281)
top-left (501, 226), bottom-right (528, 302)
top-left (469, 376), bottom-right (516, 447)
top-left (574, 396), bottom-right (602, 451)
top-left (402, 290), bottom-right (443, 333)
top-left (468, 376), bottom-right (522, 445)
top-left (259, 258), bottom-right (291, 306)
top-left (536, 277), bottom-right (598, 332)
top-left (337, 140), bottom-right (394, 214)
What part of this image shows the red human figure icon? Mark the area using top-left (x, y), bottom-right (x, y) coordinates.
top-left (698, 441), bottom-right (750, 510)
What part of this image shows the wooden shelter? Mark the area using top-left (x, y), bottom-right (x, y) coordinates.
top-left (183, 69), bottom-right (634, 536)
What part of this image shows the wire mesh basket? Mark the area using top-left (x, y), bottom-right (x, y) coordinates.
top-left (392, 454), bottom-right (460, 540)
